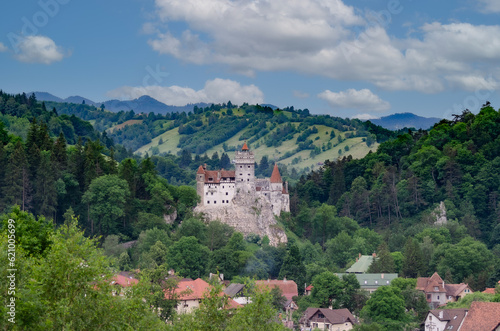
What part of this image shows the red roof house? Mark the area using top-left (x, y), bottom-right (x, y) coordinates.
top-left (460, 301), bottom-right (500, 331)
top-left (255, 279), bottom-right (298, 301)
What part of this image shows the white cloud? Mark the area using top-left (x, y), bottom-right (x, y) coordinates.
top-left (318, 88), bottom-right (390, 112)
top-left (0, 43), bottom-right (7, 52)
top-left (149, 0), bottom-right (500, 94)
top-left (477, 0), bottom-right (500, 13)
top-left (107, 78), bottom-right (264, 106)
top-left (352, 113), bottom-right (381, 120)
top-left (14, 36), bottom-right (67, 64)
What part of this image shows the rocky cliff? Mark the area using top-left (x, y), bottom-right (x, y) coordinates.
top-left (194, 194), bottom-right (287, 246)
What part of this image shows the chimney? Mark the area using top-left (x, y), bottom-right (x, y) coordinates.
top-left (381, 273), bottom-right (384, 279)
top-left (284, 277), bottom-right (287, 282)
top-left (203, 163), bottom-right (207, 170)
top-left (439, 311), bottom-right (443, 319)
top-left (359, 253), bottom-right (362, 258)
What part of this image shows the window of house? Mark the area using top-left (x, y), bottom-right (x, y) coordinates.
top-left (318, 313), bottom-right (325, 318)
top-left (364, 281), bottom-right (367, 284)
top-left (375, 281), bottom-right (378, 284)
top-left (434, 287), bottom-right (439, 291)
top-left (437, 296), bottom-right (440, 300)
top-left (427, 294), bottom-right (431, 300)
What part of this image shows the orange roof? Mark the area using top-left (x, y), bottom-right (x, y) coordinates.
top-left (197, 165), bottom-right (205, 174)
top-left (174, 278), bottom-right (211, 301)
top-left (242, 142), bottom-right (249, 151)
top-left (112, 274), bottom-right (139, 287)
top-left (460, 302), bottom-right (500, 331)
top-left (170, 278), bottom-right (242, 309)
top-left (255, 279), bottom-right (298, 301)
top-left (482, 288), bottom-right (496, 294)
top-left (270, 164), bottom-right (282, 183)
top-left (220, 170), bottom-right (236, 178)
top-left (416, 272), bottom-right (445, 293)
top-left (305, 285), bottom-right (313, 291)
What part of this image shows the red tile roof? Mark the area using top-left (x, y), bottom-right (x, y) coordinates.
top-left (416, 272), bottom-right (445, 293)
top-left (171, 278), bottom-right (242, 310)
top-left (445, 283), bottom-right (471, 297)
top-left (460, 302), bottom-right (500, 331)
top-left (174, 278), bottom-right (211, 301)
top-left (255, 279), bottom-right (298, 301)
top-left (242, 142), bottom-right (249, 151)
top-left (305, 285), bottom-right (313, 291)
top-left (197, 165), bottom-right (205, 174)
top-left (270, 164), bottom-right (282, 183)
top-left (483, 288), bottom-right (496, 294)
top-left (112, 274), bottom-right (139, 287)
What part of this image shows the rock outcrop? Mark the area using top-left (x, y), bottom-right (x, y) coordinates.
top-left (194, 194), bottom-right (287, 246)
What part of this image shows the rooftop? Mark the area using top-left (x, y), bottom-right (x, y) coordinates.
top-left (346, 255), bottom-right (374, 273)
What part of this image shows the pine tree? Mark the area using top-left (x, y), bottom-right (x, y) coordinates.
top-left (402, 238), bottom-right (426, 278)
top-left (369, 242), bottom-right (395, 273)
top-left (2, 140), bottom-right (31, 211)
top-left (52, 132), bottom-right (68, 175)
top-left (33, 151), bottom-right (58, 219)
top-left (278, 243), bottom-right (306, 293)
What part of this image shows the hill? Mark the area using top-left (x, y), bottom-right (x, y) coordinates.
top-left (369, 112), bottom-right (441, 130)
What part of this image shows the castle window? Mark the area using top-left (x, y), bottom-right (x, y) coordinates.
top-left (247, 179), bottom-right (249, 181)
top-left (226, 192), bottom-right (228, 195)
top-left (248, 166), bottom-right (250, 168)
top-left (214, 201), bottom-right (217, 204)
top-left (240, 166), bottom-right (242, 168)
top-left (222, 200), bottom-right (224, 203)
top-left (211, 193), bottom-right (213, 195)
top-left (207, 201), bottom-right (210, 204)
top-left (226, 200), bottom-right (229, 203)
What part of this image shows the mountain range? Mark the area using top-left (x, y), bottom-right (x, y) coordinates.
top-left (30, 91), bottom-right (211, 114)
top-left (31, 92), bottom-right (442, 129)
top-left (369, 112), bottom-right (441, 130)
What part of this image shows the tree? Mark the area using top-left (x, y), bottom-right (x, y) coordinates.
top-left (278, 243), bottom-right (306, 294)
top-left (168, 236), bottom-right (210, 279)
top-left (205, 220), bottom-right (234, 251)
top-left (368, 242), bottom-right (395, 273)
top-left (310, 271), bottom-right (343, 308)
top-left (402, 238), bottom-right (426, 278)
top-left (33, 150), bottom-right (58, 218)
top-left (2, 140), bottom-right (31, 211)
top-left (360, 286), bottom-right (408, 327)
top-left (82, 174), bottom-right (130, 236)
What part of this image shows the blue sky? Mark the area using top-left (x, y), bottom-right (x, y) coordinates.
top-left (1, 0), bottom-right (500, 119)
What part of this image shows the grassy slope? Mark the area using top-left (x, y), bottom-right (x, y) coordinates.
top-left (133, 108), bottom-right (378, 170)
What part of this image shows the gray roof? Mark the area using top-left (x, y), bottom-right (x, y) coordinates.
top-left (346, 255), bottom-right (374, 273)
top-left (336, 273), bottom-right (398, 290)
top-left (224, 283), bottom-right (245, 297)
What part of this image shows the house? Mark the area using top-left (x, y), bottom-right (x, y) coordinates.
top-left (300, 308), bottom-right (358, 331)
top-left (423, 309), bottom-right (468, 331)
top-left (305, 284), bottom-right (313, 296)
top-left (171, 278), bottom-right (241, 314)
top-left (335, 273), bottom-right (398, 294)
top-left (416, 272), bottom-right (473, 308)
top-left (110, 271), bottom-right (139, 296)
top-left (255, 279), bottom-right (298, 301)
top-left (483, 288), bottom-right (496, 295)
top-left (460, 302), bottom-right (500, 331)
top-left (345, 253), bottom-right (375, 273)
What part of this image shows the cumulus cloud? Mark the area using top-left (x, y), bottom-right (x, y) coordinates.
top-left (14, 36), bottom-right (67, 64)
top-left (148, 0), bottom-right (500, 94)
top-left (318, 89), bottom-right (390, 112)
top-left (352, 113), bottom-right (381, 120)
top-left (107, 78), bottom-right (264, 106)
top-left (0, 43), bottom-right (7, 52)
top-left (477, 0), bottom-right (500, 13)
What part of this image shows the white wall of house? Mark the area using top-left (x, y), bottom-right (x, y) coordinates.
top-left (176, 299), bottom-right (200, 314)
top-left (423, 312), bottom-right (447, 331)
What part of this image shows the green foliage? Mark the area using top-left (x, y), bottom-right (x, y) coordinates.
top-left (168, 236), bottom-right (210, 279)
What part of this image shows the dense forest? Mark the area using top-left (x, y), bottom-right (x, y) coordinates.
top-left (1, 91), bottom-right (500, 330)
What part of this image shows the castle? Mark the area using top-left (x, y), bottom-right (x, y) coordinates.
top-left (194, 143), bottom-right (289, 245)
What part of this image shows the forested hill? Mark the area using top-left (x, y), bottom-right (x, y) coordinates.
top-left (45, 99), bottom-right (404, 173)
top-left (288, 104), bottom-right (500, 289)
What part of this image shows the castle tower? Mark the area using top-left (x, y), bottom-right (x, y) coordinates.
top-left (196, 165), bottom-right (205, 205)
top-left (270, 164), bottom-right (283, 192)
top-left (234, 142), bottom-right (255, 194)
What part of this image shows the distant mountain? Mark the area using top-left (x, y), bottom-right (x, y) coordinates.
top-left (32, 91), bottom-right (211, 114)
top-left (370, 112), bottom-right (441, 130)
top-left (65, 95), bottom-right (97, 106)
top-left (31, 91), bottom-right (63, 103)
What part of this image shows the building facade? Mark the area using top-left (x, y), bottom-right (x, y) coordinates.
top-left (196, 143), bottom-right (289, 215)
